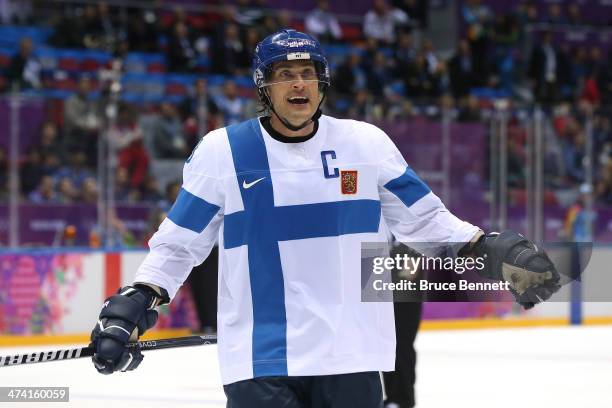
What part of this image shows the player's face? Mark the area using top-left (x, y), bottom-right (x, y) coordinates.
top-left (266, 60), bottom-right (321, 127)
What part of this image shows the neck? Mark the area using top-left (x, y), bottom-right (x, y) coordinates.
top-left (269, 113), bottom-right (315, 137)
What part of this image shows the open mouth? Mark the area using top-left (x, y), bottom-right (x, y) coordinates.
top-left (287, 96), bottom-right (309, 105)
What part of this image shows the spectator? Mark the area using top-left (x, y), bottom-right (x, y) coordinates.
top-left (81, 4), bottom-right (104, 49)
top-left (393, 31), bottom-right (416, 78)
top-left (53, 150), bottom-right (93, 189)
top-left (564, 184), bottom-right (596, 241)
top-left (81, 176), bottom-right (99, 204)
top-left (241, 27), bottom-right (261, 72)
top-left (448, 39), bottom-right (476, 99)
top-left (56, 177), bottom-right (79, 203)
top-left (100, 208), bottom-right (137, 248)
top-left (362, 37), bottom-right (382, 73)
top-left (363, 0), bottom-right (406, 45)
top-left (28, 175), bottom-right (57, 203)
top-left (151, 103), bottom-right (187, 159)
top-left (40, 152), bottom-right (61, 178)
top-left (334, 53), bottom-right (367, 97)
top-left (588, 47), bottom-right (605, 78)
top-left (38, 121), bottom-right (63, 161)
top-left (179, 78), bottom-right (220, 141)
top-left (157, 180), bottom-right (181, 213)
top-left (167, 21), bottom-right (197, 72)
top-left (211, 23), bottom-right (246, 75)
top-left (563, 128), bottom-right (586, 183)
top-left (114, 166), bottom-right (139, 203)
top-left (19, 147), bottom-right (44, 195)
top-left (457, 95), bottom-right (482, 122)
top-left (386, 93), bottom-right (416, 121)
top-left (567, 4), bottom-right (583, 25)
top-left (545, 4), bottom-right (566, 25)
top-left (7, 37), bottom-right (41, 91)
top-left (402, 51), bottom-right (434, 100)
top-left (305, 0), bottom-right (342, 43)
top-left (365, 51), bottom-right (393, 98)
top-left (63, 75), bottom-right (100, 159)
top-left (140, 174), bottom-right (164, 203)
top-left (581, 47), bottom-right (606, 105)
top-left (462, 0), bottom-right (493, 77)
top-left (346, 89), bottom-right (376, 120)
top-left (108, 103), bottom-right (149, 189)
top-left (581, 72), bottom-right (601, 106)
top-left (127, 7), bottom-right (159, 52)
top-left (421, 38), bottom-right (439, 75)
top-left (211, 5), bottom-right (241, 60)
top-left (214, 80), bottom-right (246, 126)
top-left (70, 2), bottom-right (119, 51)
top-left (163, 5), bottom-right (190, 33)
top-left (432, 60), bottom-right (450, 97)
top-left (95, 2), bottom-right (121, 52)
top-left (570, 47), bottom-right (589, 95)
top-left (528, 31), bottom-right (567, 106)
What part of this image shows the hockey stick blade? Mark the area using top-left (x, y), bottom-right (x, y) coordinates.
top-left (0, 334), bottom-right (217, 367)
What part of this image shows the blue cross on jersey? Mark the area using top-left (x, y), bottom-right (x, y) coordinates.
top-left (224, 119), bottom-right (380, 377)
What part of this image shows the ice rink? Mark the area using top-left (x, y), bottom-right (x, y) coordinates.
top-left (1, 325), bottom-right (610, 407)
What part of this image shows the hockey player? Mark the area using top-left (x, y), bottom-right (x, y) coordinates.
top-left (90, 29), bottom-right (561, 407)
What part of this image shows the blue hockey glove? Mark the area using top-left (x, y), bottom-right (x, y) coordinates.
top-left (90, 284), bottom-right (169, 374)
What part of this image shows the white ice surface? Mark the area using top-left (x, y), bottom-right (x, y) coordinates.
top-left (0, 326), bottom-right (610, 407)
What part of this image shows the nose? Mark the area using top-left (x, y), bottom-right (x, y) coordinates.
top-left (292, 76), bottom-right (307, 88)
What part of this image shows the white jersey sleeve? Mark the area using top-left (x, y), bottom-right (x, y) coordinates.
top-left (375, 126), bottom-right (480, 245)
top-left (134, 131), bottom-right (225, 299)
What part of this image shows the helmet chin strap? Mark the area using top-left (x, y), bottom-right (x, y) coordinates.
top-left (264, 87), bottom-right (327, 132)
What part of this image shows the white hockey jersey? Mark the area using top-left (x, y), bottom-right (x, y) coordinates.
top-left (134, 115), bottom-right (479, 385)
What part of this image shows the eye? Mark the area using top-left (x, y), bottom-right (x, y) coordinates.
top-left (302, 69), bottom-right (317, 80)
top-left (278, 70), bottom-right (294, 80)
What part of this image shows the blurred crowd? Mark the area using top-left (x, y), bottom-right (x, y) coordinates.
top-left (0, 0), bottom-right (611, 216)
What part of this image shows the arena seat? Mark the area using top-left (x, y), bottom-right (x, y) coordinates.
top-left (165, 73), bottom-right (198, 96)
top-left (206, 74), bottom-right (227, 87)
top-left (80, 50), bottom-right (112, 72)
top-left (57, 49), bottom-right (84, 71)
top-left (121, 72), bottom-right (166, 103)
top-left (125, 52), bottom-right (167, 74)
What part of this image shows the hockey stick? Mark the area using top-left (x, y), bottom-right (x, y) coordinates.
top-left (0, 334), bottom-right (217, 367)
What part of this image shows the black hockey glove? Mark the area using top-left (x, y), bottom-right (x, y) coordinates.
top-left (90, 284), bottom-right (169, 374)
top-left (469, 231), bottom-right (561, 309)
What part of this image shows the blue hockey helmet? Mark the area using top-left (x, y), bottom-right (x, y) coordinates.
top-left (252, 29), bottom-right (330, 130)
top-left (252, 29), bottom-right (331, 90)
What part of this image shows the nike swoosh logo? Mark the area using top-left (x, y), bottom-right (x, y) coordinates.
top-left (242, 177), bottom-right (266, 189)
